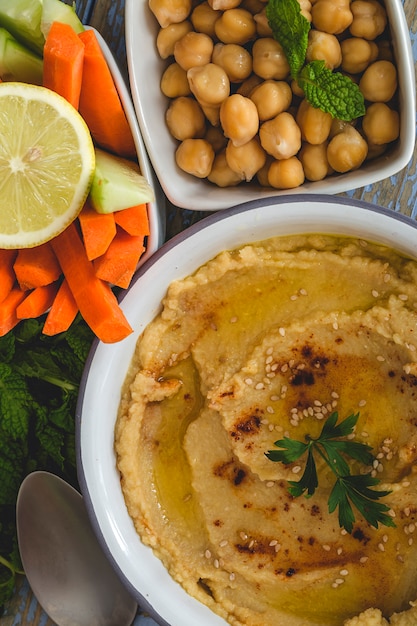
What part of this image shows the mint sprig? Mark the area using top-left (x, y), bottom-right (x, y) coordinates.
top-left (266, 412), bottom-right (396, 533)
top-left (266, 0), bottom-right (365, 121)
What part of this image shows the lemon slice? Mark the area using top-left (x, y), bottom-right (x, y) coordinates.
top-left (0, 82), bottom-right (95, 249)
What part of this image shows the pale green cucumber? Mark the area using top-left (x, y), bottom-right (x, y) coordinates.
top-left (41, 0), bottom-right (84, 39)
top-left (0, 0), bottom-right (44, 55)
top-left (89, 148), bottom-right (155, 214)
top-left (0, 27), bottom-right (43, 84)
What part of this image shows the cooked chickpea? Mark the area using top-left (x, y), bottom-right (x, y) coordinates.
top-left (327, 125), bottom-right (368, 172)
top-left (175, 138), bottom-right (215, 177)
top-left (359, 60), bottom-right (397, 102)
top-left (267, 156), bottom-right (305, 189)
top-left (214, 8), bottom-right (257, 45)
top-left (252, 38), bottom-right (290, 80)
top-left (236, 73), bottom-right (263, 96)
top-left (329, 118), bottom-right (355, 139)
top-left (250, 80), bottom-right (292, 121)
top-left (299, 142), bottom-right (332, 181)
top-left (205, 125), bottom-right (229, 152)
top-left (149, 0), bottom-right (192, 28)
top-left (156, 21), bottom-right (193, 58)
top-left (225, 137), bottom-right (266, 181)
top-left (165, 96), bottom-right (206, 140)
top-left (208, 0), bottom-right (241, 10)
top-left (208, 150), bottom-right (242, 186)
top-left (311, 0), bottom-right (353, 35)
top-left (174, 31), bottom-right (214, 71)
top-left (259, 112), bottom-right (302, 159)
top-left (296, 99), bottom-right (332, 145)
top-left (212, 43), bottom-right (253, 82)
top-left (253, 9), bottom-right (273, 37)
top-left (306, 30), bottom-right (342, 69)
top-left (256, 155), bottom-right (274, 187)
top-left (297, 0), bottom-right (313, 22)
top-left (240, 0), bottom-right (265, 15)
top-left (190, 2), bottom-right (220, 36)
top-left (187, 63), bottom-right (230, 107)
top-left (220, 94), bottom-right (259, 146)
top-left (362, 102), bottom-right (400, 145)
top-left (341, 37), bottom-right (378, 74)
top-left (160, 62), bottom-right (191, 97)
top-left (350, 0), bottom-right (387, 40)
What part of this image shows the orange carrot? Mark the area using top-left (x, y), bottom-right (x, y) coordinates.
top-left (94, 229), bottom-right (145, 289)
top-left (78, 29), bottom-right (136, 158)
top-left (113, 204), bottom-right (150, 237)
top-left (0, 287), bottom-right (26, 336)
top-left (43, 279), bottom-right (79, 335)
top-left (78, 201), bottom-right (117, 260)
top-left (51, 223), bottom-right (133, 343)
top-left (43, 21), bottom-right (85, 109)
top-left (13, 242), bottom-right (62, 290)
top-left (0, 249), bottom-right (18, 304)
top-left (16, 282), bottom-right (59, 320)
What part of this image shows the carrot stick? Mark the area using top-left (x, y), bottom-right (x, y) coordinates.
top-left (43, 21), bottom-right (85, 109)
top-left (78, 29), bottom-right (136, 158)
top-left (16, 283), bottom-right (59, 320)
top-left (94, 229), bottom-right (145, 289)
top-left (113, 204), bottom-right (150, 237)
top-left (43, 279), bottom-right (79, 335)
top-left (78, 201), bottom-right (117, 260)
top-left (0, 287), bottom-right (26, 336)
top-left (51, 223), bottom-right (133, 343)
top-left (0, 249), bottom-right (18, 304)
top-left (13, 242), bottom-right (62, 290)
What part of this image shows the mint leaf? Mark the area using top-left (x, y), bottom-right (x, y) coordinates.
top-left (265, 0), bottom-right (310, 79)
top-left (298, 60), bottom-right (366, 120)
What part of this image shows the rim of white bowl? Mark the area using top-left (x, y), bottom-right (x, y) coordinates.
top-left (76, 194), bottom-right (417, 626)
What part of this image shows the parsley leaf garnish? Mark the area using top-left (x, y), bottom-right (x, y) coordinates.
top-left (266, 412), bottom-right (396, 533)
top-left (265, 0), bottom-right (365, 121)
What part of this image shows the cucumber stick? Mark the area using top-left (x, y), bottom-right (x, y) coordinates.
top-left (0, 27), bottom-right (43, 84)
top-left (90, 149), bottom-right (155, 214)
top-left (0, 0), bottom-right (44, 54)
top-left (41, 0), bottom-right (85, 39)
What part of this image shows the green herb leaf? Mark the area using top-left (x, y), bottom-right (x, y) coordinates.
top-left (0, 316), bottom-right (94, 611)
top-left (266, 412), bottom-right (395, 533)
top-left (265, 0), bottom-right (366, 121)
top-left (265, 0), bottom-right (310, 79)
top-left (298, 60), bottom-right (366, 120)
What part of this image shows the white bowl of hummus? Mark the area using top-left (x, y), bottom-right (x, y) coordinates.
top-left (77, 195), bottom-right (417, 626)
top-left (125, 0), bottom-right (415, 211)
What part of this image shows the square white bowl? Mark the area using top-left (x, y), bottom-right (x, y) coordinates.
top-left (93, 27), bottom-right (166, 255)
top-left (125, 0), bottom-right (415, 212)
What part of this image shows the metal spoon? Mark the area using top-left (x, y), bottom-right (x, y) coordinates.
top-left (16, 470), bottom-right (137, 626)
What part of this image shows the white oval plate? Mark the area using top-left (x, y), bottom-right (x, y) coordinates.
top-left (77, 195), bottom-right (417, 625)
top-left (124, 0), bottom-right (415, 211)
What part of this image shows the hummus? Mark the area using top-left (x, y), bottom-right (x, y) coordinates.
top-left (115, 234), bottom-right (417, 626)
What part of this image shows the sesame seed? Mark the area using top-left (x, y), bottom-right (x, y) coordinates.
top-left (266, 347), bottom-right (273, 355)
top-left (372, 290), bottom-right (379, 297)
top-left (376, 355), bottom-right (385, 362)
top-left (205, 549), bottom-right (212, 559)
top-left (229, 572), bottom-right (235, 581)
top-left (315, 412), bottom-right (324, 420)
top-left (269, 540), bottom-right (278, 546)
top-left (361, 431), bottom-right (369, 438)
top-left (409, 523), bottom-right (416, 533)
top-left (397, 555), bottom-right (405, 563)
top-left (255, 382), bottom-right (264, 390)
top-left (266, 481), bottom-right (275, 487)
top-left (248, 540), bottom-right (254, 549)
top-left (358, 399), bottom-right (367, 407)
top-left (290, 294), bottom-right (298, 301)
top-left (314, 400), bottom-right (322, 406)
top-left (335, 578), bottom-right (345, 585)
top-left (359, 556), bottom-right (368, 563)
top-left (333, 322), bottom-right (339, 330)
top-left (279, 327), bottom-right (286, 336)
top-left (322, 545), bottom-right (331, 551)
top-left (382, 534), bottom-right (388, 543)
top-left (378, 543), bottom-right (385, 552)
top-left (339, 569), bottom-right (349, 576)
top-left (267, 406), bottom-right (274, 414)
top-left (245, 378), bottom-right (253, 386)
top-left (230, 316), bottom-right (238, 323)
top-left (409, 537), bottom-right (413, 546)
top-left (383, 273), bottom-right (391, 283)
top-left (214, 559), bottom-right (220, 568)
top-left (292, 465), bottom-right (302, 474)
top-left (219, 540), bottom-right (228, 547)
top-left (266, 355), bottom-right (273, 364)
top-left (275, 543), bottom-right (281, 552)
top-left (399, 294), bottom-right (408, 301)
top-left (337, 547), bottom-right (343, 555)
top-left (331, 391), bottom-right (339, 399)
top-left (240, 532), bottom-right (248, 540)
top-left (299, 288), bottom-right (308, 296)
